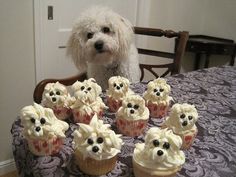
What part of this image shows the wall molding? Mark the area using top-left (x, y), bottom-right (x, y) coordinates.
top-left (0, 159), bottom-right (16, 175)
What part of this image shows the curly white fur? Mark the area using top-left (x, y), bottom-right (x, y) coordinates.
top-left (67, 7), bottom-right (140, 89)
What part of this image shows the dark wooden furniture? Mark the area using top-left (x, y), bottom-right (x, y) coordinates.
top-left (184, 35), bottom-right (236, 70)
top-left (33, 27), bottom-right (189, 103)
top-left (134, 27), bottom-right (189, 81)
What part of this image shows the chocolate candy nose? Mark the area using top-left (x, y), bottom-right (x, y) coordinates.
top-left (35, 126), bottom-right (41, 132)
top-left (182, 121), bottom-right (188, 126)
top-left (157, 150), bottom-right (163, 156)
top-left (92, 146), bottom-right (99, 153)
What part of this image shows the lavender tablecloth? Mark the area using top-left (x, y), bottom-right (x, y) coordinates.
top-left (11, 66), bottom-right (236, 177)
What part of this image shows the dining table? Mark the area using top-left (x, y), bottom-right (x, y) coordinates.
top-left (11, 66), bottom-right (236, 177)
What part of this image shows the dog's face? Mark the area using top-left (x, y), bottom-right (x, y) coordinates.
top-left (121, 95), bottom-right (146, 118)
top-left (42, 82), bottom-right (69, 106)
top-left (67, 7), bottom-right (134, 71)
top-left (72, 78), bottom-right (102, 104)
top-left (144, 127), bottom-right (182, 163)
top-left (169, 103), bottom-right (198, 131)
top-left (20, 103), bottom-right (56, 138)
top-left (145, 78), bottom-right (171, 101)
top-left (108, 76), bottom-right (130, 96)
top-left (73, 114), bottom-right (123, 160)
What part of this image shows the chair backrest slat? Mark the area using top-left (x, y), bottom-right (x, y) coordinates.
top-left (137, 48), bottom-right (175, 59)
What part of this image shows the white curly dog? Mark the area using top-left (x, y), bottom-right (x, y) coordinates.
top-left (67, 7), bottom-right (140, 89)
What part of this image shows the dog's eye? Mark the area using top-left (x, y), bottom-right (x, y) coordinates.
top-left (127, 103), bottom-right (132, 108)
top-left (102, 27), bottom-right (110, 33)
top-left (134, 104), bottom-right (139, 110)
top-left (87, 87), bottom-right (91, 91)
top-left (163, 142), bottom-right (170, 149)
top-left (188, 116), bottom-right (193, 120)
top-left (153, 89), bottom-right (157, 92)
top-left (56, 91), bottom-right (60, 95)
top-left (97, 137), bottom-right (104, 144)
top-left (113, 83), bottom-right (116, 87)
top-left (87, 138), bottom-right (94, 145)
top-left (40, 118), bottom-right (46, 124)
top-left (180, 114), bottom-right (186, 119)
top-left (160, 88), bottom-right (164, 92)
top-left (87, 32), bottom-right (93, 39)
top-left (81, 86), bottom-right (85, 90)
top-left (30, 118), bottom-right (35, 124)
top-left (49, 91), bottom-right (54, 96)
top-left (153, 139), bottom-right (160, 147)
top-left (120, 84), bottom-right (123, 87)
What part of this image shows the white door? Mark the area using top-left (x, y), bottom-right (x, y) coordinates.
top-left (34, 0), bottom-right (140, 83)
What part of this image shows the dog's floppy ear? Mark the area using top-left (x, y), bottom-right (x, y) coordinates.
top-left (67, 31), bottom-right (87, 73)
top-left (115, 16), bottom-right (134, 57)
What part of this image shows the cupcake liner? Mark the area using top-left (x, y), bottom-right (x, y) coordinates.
top-left (53, 106), bottom-right (71, 120)
top-left (107, 97), bottom-right (122, 112)
top-left (74, 150), bottom-right (117, 175)
top-left (133, 158), bottom-right (179, 177)
top-left (178, 128), bottom-right (198, 150)
top-left (27, 137), bottom-right (63, 156)
top-left (116, 118), bottom-right (147, 137)
top-left (72, 109), bottom-right (103, 124)
top-left (147, 102), bottom-right (169, 118)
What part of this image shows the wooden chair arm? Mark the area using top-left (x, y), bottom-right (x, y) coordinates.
top-left (33, 72), bottom-right (87, 104)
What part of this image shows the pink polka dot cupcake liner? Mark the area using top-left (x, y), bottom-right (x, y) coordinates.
top-left (72, 109), bottom-right (103, 124)
top-left (53, 107), bottom-right (72, 120)
top-left (147, 102), bottom-right (169, 118)
top-left (27, 137), bottom-right (64, 156)
top-left (116, 118), bottom-right (148, 137)
top-left (178, 128), bottom-right (198, 150)
top-left (107, 97), bottom-right (122, 112)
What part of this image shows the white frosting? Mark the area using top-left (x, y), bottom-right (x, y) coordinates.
top-left (73, 114), bottom-right (123, 160)
top-left (41, 82), bottom-right (74, 108)
top-left (20, 103), bottom-right (69, 140)
top-left (165, 103), bottom-right (198, 134)
top-left (116, 94), bottom-right (149, 121)
top-left (133, 127), bottom-right (185, 172)
top-left (106, 76), bottom-right (133, 100)
top-left (144, 78), bottom-right (172, 105)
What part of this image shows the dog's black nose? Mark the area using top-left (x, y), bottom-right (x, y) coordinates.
top-left (130, 109), bottom-right (135, 114)
top-left (157, 150), bottom-right (163, 156)
top-left (182, 121), bottom-right (188, 126)
top-left (52, 97), bottom-right (56, 102)
top-left (156, 92), bottom-right (160, 96)
top-left (116, 86), bottom-right (120, 90)
top-left (94, 40), bottom-right (104, 50)
top-left (35, 126), bottom-right (41, 132)
top-left (92, 146), bottom-right (99, 153)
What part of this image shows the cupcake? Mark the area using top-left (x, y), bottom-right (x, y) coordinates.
top-left (163, 103), bottom-right (198, 149)
top-left (41, 82), bottom-right (73, 120)
top-left (20, 103), bottom-right (69, 156)
top-left (73, 114), bottom-right (123, 175)
top-left (133, 127), bottom-right (185, 177)
top-left (71, 78), bottom-right (107, 124)
top-left (116, 94), bottom-right (149, 137)
top-left (106, 76), bottom-right (133, 112)
top-left (144, 78), bottom-right (173, 118)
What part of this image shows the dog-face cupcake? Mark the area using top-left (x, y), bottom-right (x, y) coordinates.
top-left (133, 127), bottom-right (185, 177)
top-left (144, 78), bottom-right (172, 118)
top-left (73, 114), bottom-right (123, 175)
top-left (20, 103), bottom-right (69, 156)
top-left (106, 76), bottom-right (133, 112)
top-left (164, 103), bottom-right (198, 149)
top-left (71, 78), bottom-right (107, 124)
top-left (41, 82), bottom-right (73, 120)
top-left (116, 94), bottom-right (149, 137)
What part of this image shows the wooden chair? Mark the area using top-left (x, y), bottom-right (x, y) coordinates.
top-left (134, 27), bottom-right (189, 81)
top-left (33, 27), bottom-right (189, 103)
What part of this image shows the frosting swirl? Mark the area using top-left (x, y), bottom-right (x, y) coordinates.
top-left (73, 114), bottom-right (123, 160)
top-left (133, 127), bottom-right (185, 172)
top-left (165, 103), bottom-right (198, 134)
top-left (20, 103), bottom-right (69, 140)
top-left (144, 78), bottom-right (172, 105)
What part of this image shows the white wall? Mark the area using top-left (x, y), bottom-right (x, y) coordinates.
top-left (0, 0), bottom-right (35, 166)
